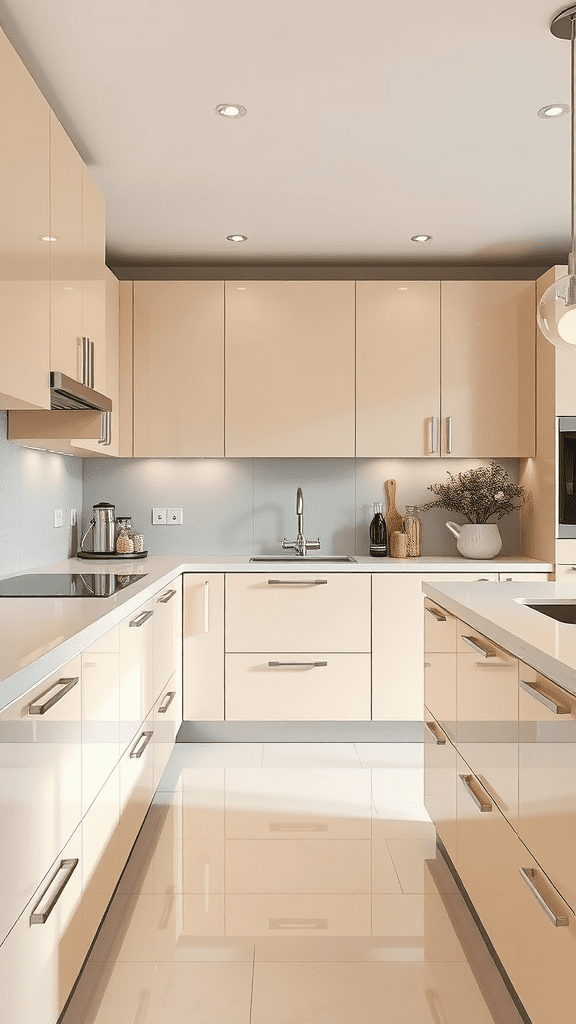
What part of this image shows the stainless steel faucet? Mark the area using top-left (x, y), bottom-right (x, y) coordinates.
top-left (282, 487), bottom-right (321, 556)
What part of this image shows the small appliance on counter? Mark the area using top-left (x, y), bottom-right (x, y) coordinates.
top-left (77, 502), bottom-right (147, 560)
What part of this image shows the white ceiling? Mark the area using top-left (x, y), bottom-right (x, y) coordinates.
top-left (0, 0), bottom-right (573, 265)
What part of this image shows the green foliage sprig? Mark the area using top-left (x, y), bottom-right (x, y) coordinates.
top-left (419, 463), bottom-right (526, 524)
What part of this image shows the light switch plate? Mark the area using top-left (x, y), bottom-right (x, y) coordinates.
top-left (152, 508), bottom-right (167, 525)
top-left (167, 508), bottom-right (183, 525)
top-left (53, 509), bottom-right (63, 528)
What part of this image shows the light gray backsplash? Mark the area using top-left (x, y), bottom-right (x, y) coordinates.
top-left (82, 455), bottom-right (522, 557)
top-left (0, 412), bottom-right (83, 575)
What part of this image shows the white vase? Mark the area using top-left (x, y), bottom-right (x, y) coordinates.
top-left (446, 522), bottom-right (502, 559)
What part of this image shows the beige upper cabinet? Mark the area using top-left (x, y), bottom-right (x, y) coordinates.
top-left (441, 281), bottom-right (535, 457)
top-left (0, 28), bottom-right (50, 410)
top-left (133, 281), bottom-right (224, 457)
top-left (50, 113), bottom-right (83, 382)
top-left (225, 281), bottom-right (355, 457)
top-left (72, 267), bottom-right (120, 456)
top-left (356, 281), bottom-right (441, 457)
top-left (82, 166), bottom-right (107, 394)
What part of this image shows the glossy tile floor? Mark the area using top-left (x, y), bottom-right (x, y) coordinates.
top-left (63, 743), bottom-right (524, 1024)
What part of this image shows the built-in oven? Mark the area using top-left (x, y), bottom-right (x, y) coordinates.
top-left (558, 417), bottom-right (576, 537)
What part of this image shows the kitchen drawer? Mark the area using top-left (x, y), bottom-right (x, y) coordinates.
top-left (424, 654), bottom-right (456, 739)
top-left (424, 599), bottom-right (457, 653)
top-left (0, 828), bottom-right (83, 1023)
top-left (225, 894), bottom-right (371, 936)
top-left (0, 656), bottom-right (81, 944)
top-left (225, 654), bottom-right (371, 721)
top-left (423, 711), bottom-right (457, 863)
top-left (225, 573), bottom-right (371, 653)
top-left (82, 642), bottom-right (120, 815)
top-left (81, 765), bottom-right (121, 957)
top-left (183, 573), bottom-right (224, 721)
top-left (498, 572), bottom-right (550, 581)
top-left (119, 599), bottom-right (155, 750)
top-left (118, 713), bottom-right (155, 869)
top-left (153, 677), bottom-right (181, 789)
top-left (553, 563), bottom-right (576, 582)
top-left (154, 580), bottom-right (182, 702)
top-left (518, 662), bottom-right (576, 914)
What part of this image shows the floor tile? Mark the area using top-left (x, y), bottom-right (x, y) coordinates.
top-left (386, 837), bottom-right (460, 895)
top-left (355, 742), bottom-right (424, 769)
top-left (371, 768), bottom-right (436, 839)
top-left (225, 893), bottom-right (372, 936)
top-left (158, 743), bottom-right (263, 780)
top-left (262, 742), bottom-right (361, 768)
top-left (225, 838), bottom-right (371, 893)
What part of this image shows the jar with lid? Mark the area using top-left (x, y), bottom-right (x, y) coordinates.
top-left (116, 516), bottom-right (135, 554)
top-left (403, 506), bottom-right (422, 557)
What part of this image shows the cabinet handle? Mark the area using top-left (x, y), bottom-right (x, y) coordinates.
top-left (428, 416), bottom-right (438, 454)
top-left (519, 867), bottom-right (569, 927)
top-left (446, 415), bottom-right (453, 454)
top-left (460, 634), bottom-right (496, 658)
top-left (459, 773), bottom-right (492, 812)
top-left (268, 661), bottom-right (328, 668)
top-left (158, 589), bottom-right (177, 604)
top-left (425, 720), bottom-right (447, 745)
top-left (204, 580), bottom-right (210, 633)
top-left (30, 858), bottom-right (79, 925)
top-left (426, 606), bottom-right (446, 622)
top-left (28, 676), bottom-right (79, 715)
top-left (129, 730), bottom-right (153, 758)
top-left (89, 339), bottom-right (95, 388)
top-left (519, 679), bottom-right (571, 715)
top-left (157, 690), bottom-right (176, 714)
top-left (267, 579), bottom-right (328, 585)
top-left (81, 336), bottom-right (90, 386)
top-left (98, 410), bottom-right (112, 447)
top-left (129, 609), bottom-right (154, 628)
top-left (268, 918), bottom-right (328, 930)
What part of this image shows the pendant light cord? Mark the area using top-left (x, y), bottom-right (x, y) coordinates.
top-left (571, 13), bottom-right (576, 275)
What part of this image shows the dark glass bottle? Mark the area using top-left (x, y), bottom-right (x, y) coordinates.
top-left (369, 502), bottom-right (388, 557)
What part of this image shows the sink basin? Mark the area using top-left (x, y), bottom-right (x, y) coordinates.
top-left (524, 602), bottom-right (576, 624)
top-left (249, 555), bottom-right (357, 563)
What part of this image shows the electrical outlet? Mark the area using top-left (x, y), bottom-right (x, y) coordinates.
top-left (152, 507), bottom-right (167, 525)
top-left (167, 508), bottom-right (183, 525)
top-left (70, 508), bottom-right (77, 527)
top-left (53, 509), bottom-right (63, 528)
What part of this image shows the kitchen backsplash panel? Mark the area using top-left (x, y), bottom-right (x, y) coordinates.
top-left (82, 456), bottom-right (522, 557)
top-left (0, 412), bottom-right (83, 575)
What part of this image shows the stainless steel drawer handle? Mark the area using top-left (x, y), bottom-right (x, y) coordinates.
top-left (519, 867), bottom-right (569, 927)
top-left (425, 720), bottom-right (447, 745)
top-left (204, 580), bottom-right (210, 633)
top-left (426, 606), bottom-right (446, 622)
top-left (459, 774), bottom-right (492, 812)
top-left (129, 609), bottom-right (154, 628)
top-left (428, 416), bottom-right (438, 455)
top-left (446, 415), bottom-right (453, 454)
top-left (157, 691), bottom-right (176, 714)
top-left (129, 730), bottom-right (153, 758)
top-left (460, 634), bottom-right (496, 658)
top-left (158, 589), bottom-right (177, 604)
top-left (267, 579), bottom-right (328, 585)
top-left (268, 661), bottom-right (328, 668)
top-left (28, 676), bottom-right (79, 715)
top-left (520, 679), bottom-right (571, 715)
top-left (30, 858), bottom-right (79, 925)
top-left (269, 918), bottom-right (328, 930)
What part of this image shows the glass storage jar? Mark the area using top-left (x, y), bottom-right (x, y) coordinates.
top-left (403, 506), bottom-right (422, 557)
top-left (115, 516), bottom-right (135, 554)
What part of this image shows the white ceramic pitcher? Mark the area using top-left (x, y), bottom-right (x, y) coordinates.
top-left (446, 522), bottom-right (502, 559)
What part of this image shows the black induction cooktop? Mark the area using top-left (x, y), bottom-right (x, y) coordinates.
top-left (0, 573), bottom-right (147, 598)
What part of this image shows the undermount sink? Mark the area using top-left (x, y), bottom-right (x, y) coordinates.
top-left (523, 601), bottom-right (576, 624)
top-left (249, 555), bottom-right (357, 563)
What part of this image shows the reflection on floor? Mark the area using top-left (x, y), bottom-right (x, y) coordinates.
top-left (63, 743), bottom-right (524, 1024)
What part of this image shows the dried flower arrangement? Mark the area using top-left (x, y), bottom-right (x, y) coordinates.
top-left (419, 463), bottom-right (526, 524)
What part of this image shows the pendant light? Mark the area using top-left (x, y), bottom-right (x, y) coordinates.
top-left (537, 6), bottom-right (576, 347)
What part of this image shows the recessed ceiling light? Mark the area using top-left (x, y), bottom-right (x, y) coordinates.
top-left (227, 234), bottom-right (247, 242)
top-left (215, 104), bottom-right (247, 118)
top-left (537, 103), bottom-right (570, 118)
top-left (411, 234), bottom-right (432, 243)
top-left (40, 235), bottom-right (57, 242)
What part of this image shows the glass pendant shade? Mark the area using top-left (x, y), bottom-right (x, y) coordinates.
top-left (537, 273), bottom-right (576, 347)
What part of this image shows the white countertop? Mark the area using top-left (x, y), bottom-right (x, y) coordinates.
top-left (0, 553), bottom-right (551, 712)
top-left (423, 580), bottom-right (576, 698)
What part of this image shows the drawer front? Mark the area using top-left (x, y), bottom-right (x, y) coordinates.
top-left (82, 647), bottom-right (120, 815)
top-left (498, 572), bottom-right (550, 582)
top-left (225, 573), bottom-right (371, 653)
top-left (554, 563), bottom-right (576, 582)
top-left (225, 654), bottom-right (371, 721)
top-left (153, 677), bottom-right (181, 789)
top-left (81, 766), bottom-right (121, 957)
top-left (0, 656), bottom-right (81, 944)
top-left (424, 654), bottom-right (456, 737)
top-left (423, 711), bottom-right (457, 863)
top-left (119, 601), bottom-right (155, 750)
top-left (154, 579), bottom-right (182, 702)
top-left (0, 829), bottom-right (83, 1023)
top-left (518, 662), bottom-right (576, 914)
top-left (118, 714), bottom-right (155, 869)
top-left (424, 599), bottom-right (457, 653)
top-left (456, 639), bottom-right (519, 824)
top-left (183, 573), bottom-right (225, 721)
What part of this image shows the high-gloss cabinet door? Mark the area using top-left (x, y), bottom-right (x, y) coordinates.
top-left (133, 281), bottom-right (224, 457)
top-left (50, 112), bottom-right (83, 382)
top-left (0, 828), bottom-right (83, 1023)
top-left (356, 281), bottom-right (441, 457)
top-left (154, 580), bottom-right (182, 703)
top-left (81, 765), bottom-right (121, 956)
top-left (225, 281), bottom-right (355, 456)
top-left (153, 681), bottom-right (181, 789)
top-left (81, 626), bottom-right (120, 815)
top-left (118, 714), bottom-right (155, 870)
top-left (518, 662), bottom-right (576, 913)
top-left (0, 27), bottom-right (50, 410)
top-left (183, 573), bottom-right (224, 721)
top-left (119, 601), bottom-right (155, 751)
top-left (423, 711), bottom-right (457, 863)
top-left (81, 165), bottom-right (106, 394)
top-left (424, 655), bottom-right (456, 740)
top-left (424, 598), bottom-right (458, 654)
top-left (456, 626), bottom-right (518, 824)
top-left (0, 656), bottom-right (81, 944)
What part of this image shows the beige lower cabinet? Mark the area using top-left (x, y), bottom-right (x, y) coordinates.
top-left (81, 627), bottom-right (120, 815)
top-left (81, 766), bottom-right (121, 955)
top-left (119, 599), bottom-right (155, 750)
top-left (554, 564), bottom-right (576, 582)
top-left (423, 712), bottom-right (457, 861)
top-left (153, 579), bottom-right (182, 704)
top-left (183, 573), bottom-right (224, 720)
top-left (225, 654), bottom-right (371, 721)
top-left (154, 678), bottom-right (182, 789)
top-left (424, 657), bottom-right (456, 741)
top-left (118, 711), bottom-right (155, 870)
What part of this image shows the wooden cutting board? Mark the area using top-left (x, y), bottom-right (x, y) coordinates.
top-left (384, 479), bottom-right (403, 537)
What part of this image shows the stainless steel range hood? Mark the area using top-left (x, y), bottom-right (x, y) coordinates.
top-left (50, 372), bottom-right (112, 412)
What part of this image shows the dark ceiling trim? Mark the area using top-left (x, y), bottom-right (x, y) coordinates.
top-left (108, 261), bottom-right (564, 281)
